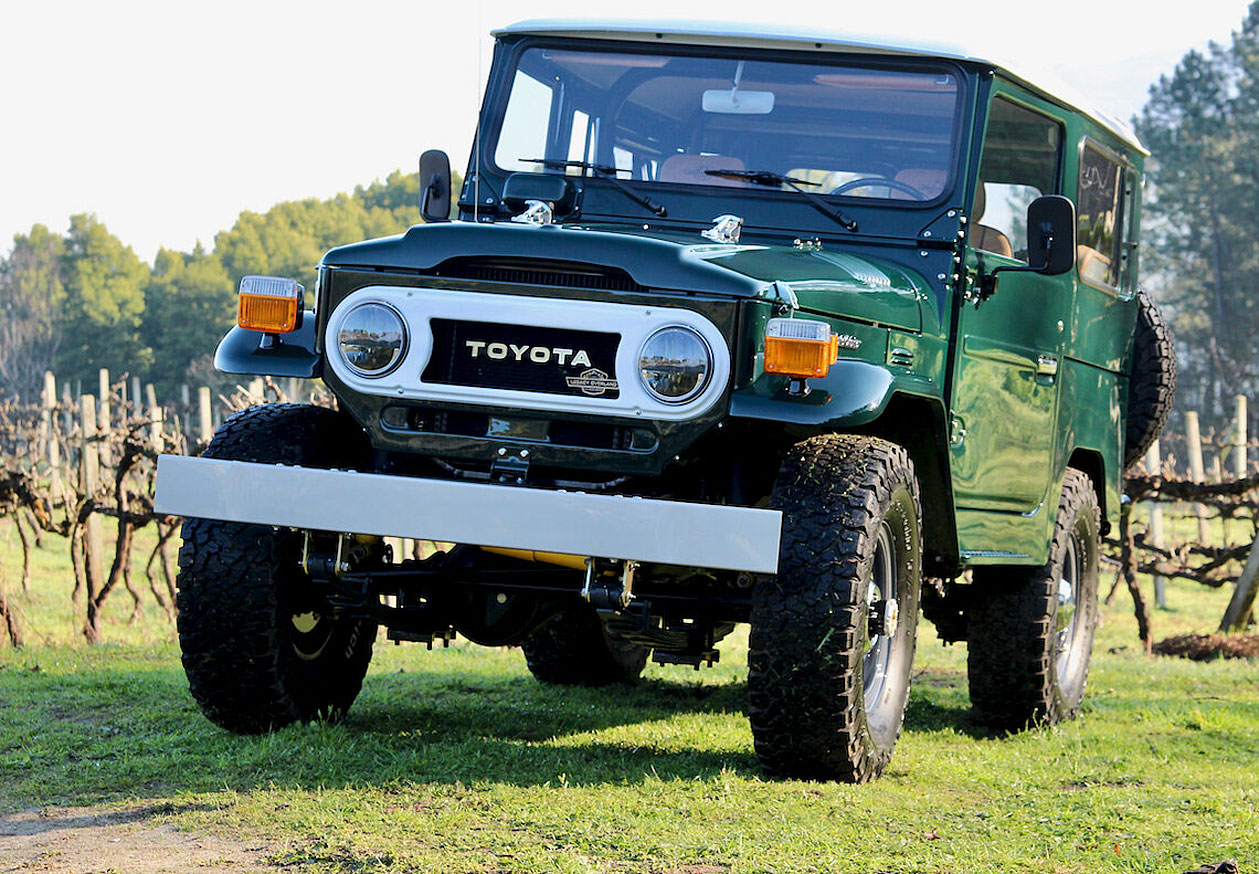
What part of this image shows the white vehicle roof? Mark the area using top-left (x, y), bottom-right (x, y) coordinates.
top-left (495, 19), bottom-right (1146, 155)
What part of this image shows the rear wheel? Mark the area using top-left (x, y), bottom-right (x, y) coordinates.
top-left (748, 434), bottom-right (922, 783)
top-left (521, 600), bottom-right (649, 686)
top-left (176, 404), bottom-right (378, 733)
top-left (966, 468), bottom-right (1100, 730)
top-left (1125, 287), bottom-right (1177, 470)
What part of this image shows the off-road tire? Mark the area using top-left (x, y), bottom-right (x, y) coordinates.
top-left (966, 468), bottom-right (1100, 731)
top-left (749, 434), bottom-right (922, 783)
top-left (1125, 287), bottom-right (1177, 470)
top-left (176, 404), bottom-right (378, 734)
top-left (521, 600), bottom-right (649, 686)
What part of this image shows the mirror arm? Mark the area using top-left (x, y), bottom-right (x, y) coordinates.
top-left (977, 260), bottom-right (1051, 302)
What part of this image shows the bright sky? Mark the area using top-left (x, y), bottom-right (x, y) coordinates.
top-left (0, 0), bottom-right (1250, 264)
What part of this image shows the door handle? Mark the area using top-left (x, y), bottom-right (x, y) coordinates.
top-left (1036, 355), bottom-right (1058, 377)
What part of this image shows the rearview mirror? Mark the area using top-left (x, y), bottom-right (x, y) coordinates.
top-left (1026, 194), bottom-right (1076, 275)
top-left (702, 89), bottom-right (775, 114)
top-left (419, 149), bottom-right (451, 222)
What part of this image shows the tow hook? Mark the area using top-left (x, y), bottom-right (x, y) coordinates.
top-left (869, 598), bottom-right (899, 637)
top-left (581, 558), bottom-right (637, 610)
top-left (302, 532), bottom-right (381, 579)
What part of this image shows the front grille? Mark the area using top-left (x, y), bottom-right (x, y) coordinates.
top-left (430, 258), bottom-right (648, 293)
top-left (384, 406), bottom-right (656, 452)
top-left (422, 318), bottom-right (621, 399)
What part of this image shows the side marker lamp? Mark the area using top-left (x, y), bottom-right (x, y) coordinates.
top-left (764, 317), bottom-right (840, 379)
top-left (238, 275), bottom-right (303, 334)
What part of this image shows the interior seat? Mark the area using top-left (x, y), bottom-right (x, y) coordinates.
top-left (971, 182), bottom-right (1014, 258)
top-left (658, 155), bottom-right (750, 187)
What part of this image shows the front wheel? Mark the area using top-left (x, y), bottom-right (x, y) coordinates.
top-left (966, 468), bottom-right (1101, 730)
top-left (176, 404), bottom-right (378, 733)
top-left (748, 434), bottom-right (922, 783)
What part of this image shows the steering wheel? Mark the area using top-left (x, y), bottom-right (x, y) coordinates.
top-left (827, 176), bottom-right (929, 200)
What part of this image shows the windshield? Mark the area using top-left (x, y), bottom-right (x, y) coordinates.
top-left (492, 46), bottom-right (961, 203)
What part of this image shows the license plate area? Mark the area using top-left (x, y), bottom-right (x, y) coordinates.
top-left (422, 319), bottom-right (621, 399)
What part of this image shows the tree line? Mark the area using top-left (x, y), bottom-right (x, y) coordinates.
top-left (1137, 0), bottom-right (1259, 435)
top-left (0, 169), bottom-right (457, 404)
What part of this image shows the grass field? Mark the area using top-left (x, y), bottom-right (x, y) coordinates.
top-left (1, 516), bottom-right (1256, 873)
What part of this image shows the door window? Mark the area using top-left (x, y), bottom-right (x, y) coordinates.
top-left (973, 98), bottom-right (1063, 261)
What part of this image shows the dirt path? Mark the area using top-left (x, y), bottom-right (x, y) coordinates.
top-left (0, 805), bottom-right (271, 873)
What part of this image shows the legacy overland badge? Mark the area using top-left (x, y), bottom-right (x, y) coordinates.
top-left (565, 368), bottom-right (619, 396)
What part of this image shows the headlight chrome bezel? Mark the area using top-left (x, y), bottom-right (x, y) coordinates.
top-left (637, 325), bottom-right (713, 405)
top-left (336, 302), bottom-right (408, 378)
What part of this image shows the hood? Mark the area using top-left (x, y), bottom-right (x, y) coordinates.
top-left (322, 222), bottom-right (927, 331)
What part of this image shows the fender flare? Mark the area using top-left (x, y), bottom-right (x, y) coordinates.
top-left (213, 312), bottom-right (322, 379)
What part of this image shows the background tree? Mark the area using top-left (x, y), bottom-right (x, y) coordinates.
top-left (1137, 1), bottom-right (1259, 429)
top-left (56, 214), bottom-right (151, 387)
top-left (141, 246), bottom-right (235, 398)
top-left (2, 168), bottom-right (457, 399)
top-left (0, 225), bottom-right (65, 402)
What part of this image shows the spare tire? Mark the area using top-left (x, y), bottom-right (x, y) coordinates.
top-left (1125, 287), bottom-right (1177, 470)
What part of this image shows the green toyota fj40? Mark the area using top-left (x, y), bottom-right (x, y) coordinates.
top-left (155, 20), bottom-right (1176, 782)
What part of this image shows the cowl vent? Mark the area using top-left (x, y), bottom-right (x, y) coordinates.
top-left (430, 258), bottom-right (647, 293)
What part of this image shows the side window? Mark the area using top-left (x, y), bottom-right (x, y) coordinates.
top-left (973, 98), bottom-right (1062, 262)
top-left (1077, 143), bottom-right (1126, 288)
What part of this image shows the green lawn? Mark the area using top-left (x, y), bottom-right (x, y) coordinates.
top-left (1, 516), bottom-right (1256, 873)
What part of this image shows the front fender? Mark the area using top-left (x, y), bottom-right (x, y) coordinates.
top-left (728, 359), bottom-right (898, 427)
top-left (214, 311), bottom-right (322, 378)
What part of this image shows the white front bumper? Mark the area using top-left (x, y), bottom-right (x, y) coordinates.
top-left (154, 455), bottom-right (782, 574)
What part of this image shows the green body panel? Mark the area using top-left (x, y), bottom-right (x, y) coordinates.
top-left (950, 79), bottom-right (1141, 562)
top-left (699, 247), bottom-right (927, 332)
top-left (214, 315), bottom-right (321, 379)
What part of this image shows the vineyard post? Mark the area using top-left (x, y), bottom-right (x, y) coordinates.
top-left (1185, 411), bottom-right (1212, 544)
top-left (97, 368), bottom-right (112, 467)
top-left (39, 370), bottom-right (53, 463)
top-left (1221, 534), bottom-right (1259, 632)
top-left (1233, 395), bottom-right (1248, 479)
top-left (79, 393), bottom-right (105, 643)
top-left (180, 384), bottom-right (191, 444)
top-left (1145, 439), bottom-right (1167, 609)
top-left (43, 374), bottom-right (65, 506)
top-left (197, 387), bottom-right (213, 445)
top-left (145, 384), bottom-right (162, 451)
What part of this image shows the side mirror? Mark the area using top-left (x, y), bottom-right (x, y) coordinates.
top-left (1026, 195), bottom-right (1076, 275)
top-left (419, 149), bottom-right (451, 222)
top-left (978, 194), bottom-right (1077, 300)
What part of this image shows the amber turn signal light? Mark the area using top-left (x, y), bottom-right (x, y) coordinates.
top-left (237, 275), bottom-right (303, 333)
top-left (764, 317), bottom-right (839, 379)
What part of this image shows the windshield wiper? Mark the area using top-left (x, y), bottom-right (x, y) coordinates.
top-left (705, 168), bottom-right (858, 232)
top-left (520, 158), bottom-right (667, 217)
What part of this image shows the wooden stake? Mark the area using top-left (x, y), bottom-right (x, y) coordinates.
top-left (197, 386), bottom-right (213, 445)
top-left (97, 368), bottom-right (112, 467)
top-left (1220, 533), bottom-right (1259, 632)
top-left (1185, 411), bottom-right (1211, 544)
top-left (1145, 440), bottom-right (1167, 609)
top-left (130, 376), bottom-right (142, 420)
top-left (1234, 394), bottom-right (1248, 479)
top-left (80, 394), bottom-right (105, 643)
top-left (180, 384), bottom-right (192, 444)
top-left (145, 384), bottom-right (162, 452)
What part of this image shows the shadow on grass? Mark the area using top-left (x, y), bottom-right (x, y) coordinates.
top-left (903, 696), bottom-right (992, 739)
top-left (0, 659), bottom-right (759, 806)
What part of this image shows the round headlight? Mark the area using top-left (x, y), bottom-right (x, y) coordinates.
top-left (337, 303), bottom-right (407, 377)
top-left (639, 327), bottom-right (711, 404)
